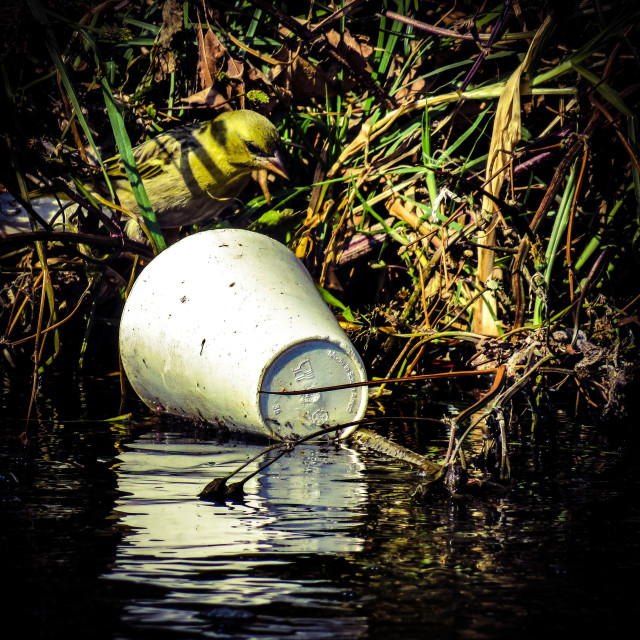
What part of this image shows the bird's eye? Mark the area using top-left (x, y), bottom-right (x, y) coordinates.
top-left (245, 141), bottom-right (265, 157)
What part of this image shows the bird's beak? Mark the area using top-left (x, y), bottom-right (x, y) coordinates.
top-left (260, 150), bottom-right (289, 180)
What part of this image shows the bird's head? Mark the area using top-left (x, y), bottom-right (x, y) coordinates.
top-left (211, 110), bottom-right (289, 180)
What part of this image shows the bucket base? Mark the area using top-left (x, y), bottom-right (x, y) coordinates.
top-left (259, 339), bottom-right (367, 439)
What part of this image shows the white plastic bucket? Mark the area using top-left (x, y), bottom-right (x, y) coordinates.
top-left (119, 229), bottom-right (368, 439)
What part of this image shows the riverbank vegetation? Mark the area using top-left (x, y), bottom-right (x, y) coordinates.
top-left (1, 1), bottom-right (638, 488)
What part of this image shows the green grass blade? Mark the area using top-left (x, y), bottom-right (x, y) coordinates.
top-left (100, 78), bottom-right (166, 254)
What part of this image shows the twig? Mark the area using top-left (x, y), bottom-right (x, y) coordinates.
top-left (260, 367), bottom-right (500, 395)
top-left (0, 230), bottom-right (154, 258)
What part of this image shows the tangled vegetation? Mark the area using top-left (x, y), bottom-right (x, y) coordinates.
top-left (1, 1), bottom-right (639, 486)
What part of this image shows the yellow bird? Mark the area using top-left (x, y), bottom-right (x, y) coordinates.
top-left (105, 109), bottom-right (288, 238)
top-left (0, 110), bottom-right (288, 240)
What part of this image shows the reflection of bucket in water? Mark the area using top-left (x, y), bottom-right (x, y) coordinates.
top-left (119, 229), bottom-right (368, 440)
top-left (107, 435), bottom-right (366, 569)
top-left (256, 445), bottom-right (367, 552)
top-left (102, 435), bottom-right (369, 637)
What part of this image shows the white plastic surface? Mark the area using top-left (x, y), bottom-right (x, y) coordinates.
top-left (119, 229), bottom-right (368, 439)
top-left (0, 193), bottom-right (82, 234)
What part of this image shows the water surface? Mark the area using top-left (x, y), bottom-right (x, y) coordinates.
top-left (2, 376), bottom-right (639, 639)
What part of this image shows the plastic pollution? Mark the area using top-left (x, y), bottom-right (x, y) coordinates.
top-left (119, 229), bottom-right (368, 439)
top-left (0, 192), bottom-right (81, 235)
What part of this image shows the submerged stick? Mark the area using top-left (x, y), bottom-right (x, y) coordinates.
top-left (350, 428), bottom-right (442, 477)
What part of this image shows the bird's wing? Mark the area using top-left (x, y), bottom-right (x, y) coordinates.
top-left (104, 132), bottom-right (183, 182)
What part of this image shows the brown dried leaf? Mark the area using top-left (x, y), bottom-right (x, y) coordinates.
top-left (197, 26), bottom-right (226, 89)
top-left (290, 57), bottom-right (332, 100)
top-left (395, 71), bottom-right (427, 100)
top-left (269, 45), bottom-right (339, 101)
top-left (267, 45), bottom-right (294, 84)
top-left (270, 28), bottom-right (372, 100)
top-left (181, 86), bottom-right (227, 108)
top-left (246, 66), bottom-right (291, 109)
top-left (395, 42), bottom-right (428, 100)
top-left (226, 56), bottom-right (244, 80)
top-left (246, 65), bottom-right (270, 85)
top-left (152, 50), bottom-right (177, 83)
top-left (326, 28), bottom-right (373, 61)
top-left (221, 56), bottom-right (245, 106)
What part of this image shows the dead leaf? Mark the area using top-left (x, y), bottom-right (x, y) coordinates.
top-left (269, 27), bottom-right (372, 101)
top-left (152, 50), bottom-right (176, 83)
top-left (247, 66), bottom-right (292, 108)
top-left (197, 26), bottom-right (226, 89)
top-left (326, 28), bottom-right (373, 61)
top-left (181, 86), bottom-right (228, 108)
top-left (270, 45), bottom-right (340, 101)
top-left (226, 56), bottom-right (244, 80)
top-left (222, 56), bottom-right (245, 106)
top-left (396, 41), bottom-right (429, 100)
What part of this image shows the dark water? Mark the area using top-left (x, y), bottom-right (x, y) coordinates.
top-left (1, 375), bottom-right (639, 639)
